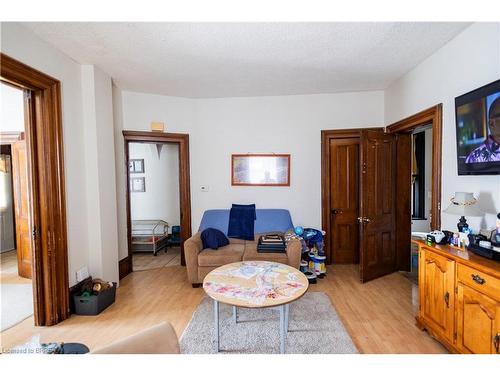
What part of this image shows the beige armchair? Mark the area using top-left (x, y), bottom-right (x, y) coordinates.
top-left (92, 321), bottom-right (180, 354)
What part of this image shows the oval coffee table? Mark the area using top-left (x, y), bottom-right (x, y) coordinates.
top-left (203, 261), bottom-right (308, 354)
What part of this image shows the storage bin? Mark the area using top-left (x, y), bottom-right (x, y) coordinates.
top-left (73, 282), bottom-right (117, 316)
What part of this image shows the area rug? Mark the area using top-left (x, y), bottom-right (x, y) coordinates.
top-left (1, 283), bottom-right (33, 332)
top-left (180, 292), bottom-right (358, 354)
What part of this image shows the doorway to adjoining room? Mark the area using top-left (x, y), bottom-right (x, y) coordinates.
top-left (127, 141), bottom-right (181, 271)
top-left (0, 82), bottom-right (33, 331)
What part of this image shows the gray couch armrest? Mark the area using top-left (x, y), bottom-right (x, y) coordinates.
top-left (184, 232), bottom-right (203, 284)
top-left (286, 238), bottom-right (302, 269)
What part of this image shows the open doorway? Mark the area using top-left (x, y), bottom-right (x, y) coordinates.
top-left (0, 82), bottom-right (33, 331)
top-left (120, 131), bottom-right (192, 279)
top-left (128, 142), bottom-right (181, 271)
top-left (387, 105), bottom-right (443, 285)
top-left (410, 125), bottom-right (433, 234)
top-left (1, 53), bottom-right (70, 327)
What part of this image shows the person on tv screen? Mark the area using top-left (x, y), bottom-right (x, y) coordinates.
top-left (466, 97), bottom-right (500, 163)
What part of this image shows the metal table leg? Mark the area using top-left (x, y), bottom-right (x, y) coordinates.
top-left (214, 300), bottom-right (220, 352)
top-left (233, 306), bottom-right (237, 323)
top-left (285, 304), bottom-right (290, 332)
top-left (280, 304), bottom-right (286, 354)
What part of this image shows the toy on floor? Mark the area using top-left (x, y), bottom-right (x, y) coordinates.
top-left (288, 227), bottom-right (327, 282)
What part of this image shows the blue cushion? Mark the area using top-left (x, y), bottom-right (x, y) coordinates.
top-left (199, 209), bottom-right (294, 235)
top-left (227, 204), bottom-right (256, 241)
top-left (201, 228), bottom-right (229, 250)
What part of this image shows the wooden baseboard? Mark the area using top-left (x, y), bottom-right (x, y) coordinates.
top-left (119, 256), bottom-right (132, 280)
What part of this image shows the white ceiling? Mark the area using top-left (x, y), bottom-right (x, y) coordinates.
top-left (22, 22), bottom-right (470, 98)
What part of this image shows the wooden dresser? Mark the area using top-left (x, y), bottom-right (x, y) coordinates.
top-left (415, 240), bottom-right (500, 354)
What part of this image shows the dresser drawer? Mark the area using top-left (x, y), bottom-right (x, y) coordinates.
top-left (457, 263), bottom-right (500, 300)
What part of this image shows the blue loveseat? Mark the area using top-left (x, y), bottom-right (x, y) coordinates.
top-left (184, 209), bottom-right (302, 286)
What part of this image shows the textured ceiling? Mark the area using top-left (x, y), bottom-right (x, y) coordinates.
top-left (22, 22), bottom-right (470, 98)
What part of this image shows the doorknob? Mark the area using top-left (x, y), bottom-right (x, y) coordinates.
top-left (331, 209), bottom-right (343, 215)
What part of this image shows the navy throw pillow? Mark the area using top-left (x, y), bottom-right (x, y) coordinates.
top-left (201, 228), bottom-right (230, 250)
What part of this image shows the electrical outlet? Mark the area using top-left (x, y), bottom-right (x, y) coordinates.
top-left (76, 266), bottom-right (89, 282)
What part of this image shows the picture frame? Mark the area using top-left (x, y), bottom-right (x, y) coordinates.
top-left (231, 154), bottom-right (290, 186)
top-left (129, 159), bottom-right (144, 173)
top-left (130, 177), bottom-right (146, 192)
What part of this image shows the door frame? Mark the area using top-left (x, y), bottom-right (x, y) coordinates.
top-left (1, 53), bottom-right (70, 326)
top-left (385, 104), bottom-right (443, 230)
top-left (321, 128), bottom-right (382, 264)
top-left (121, 130), bottom-right (192, 279)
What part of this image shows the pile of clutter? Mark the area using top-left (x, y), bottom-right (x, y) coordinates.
top-left (285, 226), bottom-right (326, 284)
top-left (73, 277), bottom-right (117, 316)
top-left (78, 278), bottom-right (114, 296)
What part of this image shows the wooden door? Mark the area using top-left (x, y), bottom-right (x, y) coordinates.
top-left (457, 283), bottom-right (500, 354)
top-left (329, 137), bottom-right (359, 263)
top-left (11, 139), bottom-right (32, 279)
top-left (358, 130), bottom-right (396, 282)
top-left (419, 249), bottom-right (455, 342)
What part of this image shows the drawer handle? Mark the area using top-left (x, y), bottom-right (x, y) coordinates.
top-left (471, 274), bottom-right (486, 285)
top-left (494, 333), bottom-right (500, 354)
top-left (444, 291), bottom-right (450, 308)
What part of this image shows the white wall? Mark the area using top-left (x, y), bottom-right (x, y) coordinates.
top-left (129, 142), bottom-right (180, 229)
top-left (81, 65), bottom-right (119, 283)
top-left (1, 83), bottom-right (24, 132)
top-left (385, 23), bottom-right (500, 232)
top-left (1, 23), bottom-right (119, 285)
top-left (115, 90), bottom-right (384, 259)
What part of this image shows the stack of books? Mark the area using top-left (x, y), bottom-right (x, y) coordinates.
top-left (257, 234), bottom-right (286, 253)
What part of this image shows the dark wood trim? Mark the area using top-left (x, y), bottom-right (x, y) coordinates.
top-left (231, 153), bottom-right (291, 186)
top-left (386, 104), bottom-right (443, 230)
top-left (1, 53), bottom-right (69, 326)
top-left (119, 256), bottom-right (132, 280)
top-left (121, 131), bottom-right (192, 278)
top-left (321, 128), bottom-right (383, 264)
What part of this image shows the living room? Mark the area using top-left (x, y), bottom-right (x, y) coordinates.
top-left (1, 1), bottom-right (500, 373)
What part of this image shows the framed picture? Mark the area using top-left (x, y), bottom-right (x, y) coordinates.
top-left (129, 159), bottom-right (144, 173)
top-left (130, 177), bottom-right (146, 192)
top-left (231, 154), bottom-right (290, 186)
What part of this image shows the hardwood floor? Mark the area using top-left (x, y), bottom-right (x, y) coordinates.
top-left (132, 246), bottom-right (181, 271)
top-left (0, 250), bottom-right (31, 285)
top-left (0, 264), bottom-right (446, 353)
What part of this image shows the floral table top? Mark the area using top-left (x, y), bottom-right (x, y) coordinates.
top-left (203, 261), bottom-right (308, 308)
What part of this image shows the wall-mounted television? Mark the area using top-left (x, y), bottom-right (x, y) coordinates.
top-left (455, 79), bottom-right (500, 175)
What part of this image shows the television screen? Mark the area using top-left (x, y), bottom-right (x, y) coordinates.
top-left (455, 79), bottom-right (500, 175)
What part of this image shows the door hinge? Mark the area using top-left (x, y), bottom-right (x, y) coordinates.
top-left (32, 226), bottom-right (37, 240)
top-left (24, 91), bottom-right (32, 100)
top-left (455, 286), bottom-right (458, 294)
